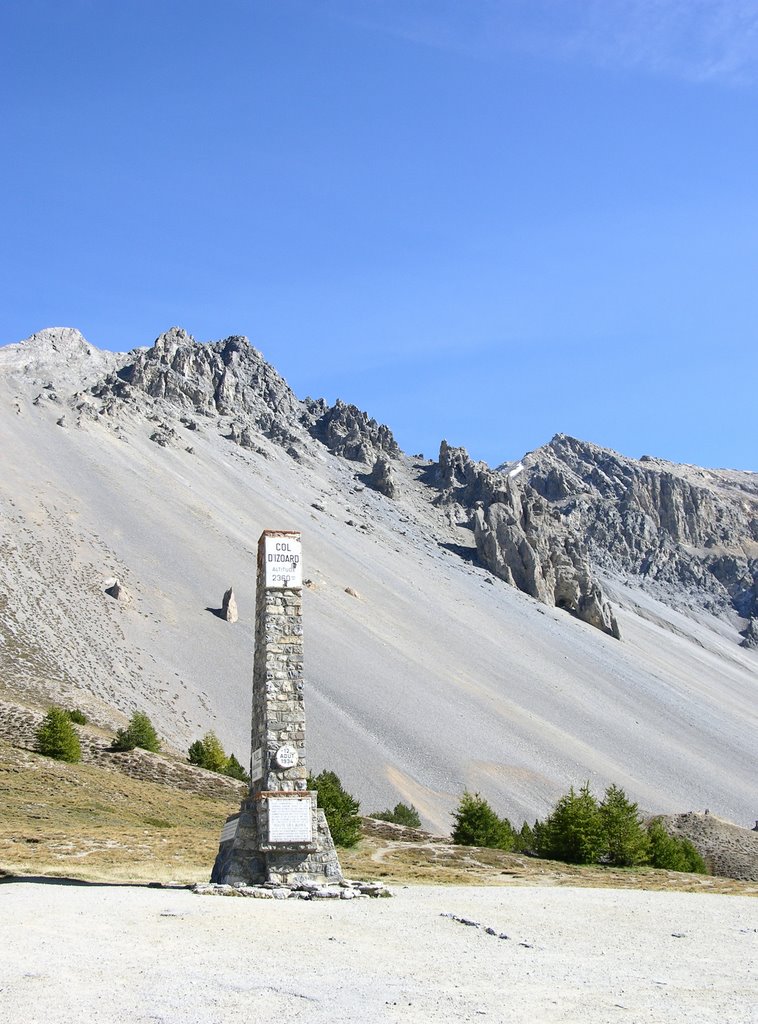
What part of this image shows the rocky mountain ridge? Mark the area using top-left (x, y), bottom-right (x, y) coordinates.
top-left (89, 327), bottom-right (755, 646)
top-left (5, 326), bottom-right (756, 646)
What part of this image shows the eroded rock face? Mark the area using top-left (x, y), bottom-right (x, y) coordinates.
top-left (306, 398), bottom-right (399, 465)
top-left (472, 486), bottom-right (620, 639)
top-left (433, 440), bottom-right (509, 507)
top-left (523, 434), bottom-right (758, 624)
top-left (431, 442), bottom-right (620, 638)
top-left (93, 328), bottom-right (305, 448)
top-left (428, 433), bottom-right (758, 640)
top-left (740, 618), bottom-right (758, 649)
top-left (366, 454), bottom-right (397, 498)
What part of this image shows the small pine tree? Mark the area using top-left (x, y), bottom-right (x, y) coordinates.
top-left (224, 753), bottom-right (250, 782)
top-left (308, 769), bottom-right (361, 847)
top-left (188, 739), bottom-right (206, 765)
top-left (599, 784), bottom-right (650, 867)
top-left (36, 707), bottom-right (81, 763)
top-left (112, 711), bottom-right (161, 753)
top-left (536, 783), bottom-right (604, 864)
top-left (187, 731), bottom-right (227, 772)
top-left (372, 802), bottom-right (422, 828)
top-left (66, 709), bottom-right (88, 725)
top-left (451, 791), bottom-right (515, 850)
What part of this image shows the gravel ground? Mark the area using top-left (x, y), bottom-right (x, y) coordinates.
top-left (0, 881), bottom-right (755, 1024)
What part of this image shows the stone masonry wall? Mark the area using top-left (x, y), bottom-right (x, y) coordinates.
top-left (252, 585), bottom-right (308, 794)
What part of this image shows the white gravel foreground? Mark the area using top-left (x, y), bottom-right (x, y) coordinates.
top-left (0, 882), bottom-right (755, 1024)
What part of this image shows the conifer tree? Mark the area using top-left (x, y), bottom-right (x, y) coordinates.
top-left (224, 752), bottom-right (250, 782)
top-left (187, 731), bottom-right (227, 772)
top-left (112, 711), bottom-right (161, 752)
top-left (451, 791), bottom-right (515, 850)
top-left (599, 784), bottom-right (650, 866)
top-left (514, 820), bottom-right (535, 853)
top-left (536, 783), bottom-right (604, 864)
top-left (647, 819), bottom-right (707, 873)
top-left (36, 707), bottom-right (82, 763)
top-left (308, 769), bottom-right (361, 847)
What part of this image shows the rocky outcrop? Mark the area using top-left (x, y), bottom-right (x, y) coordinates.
top-left (522, 434), bottom-right (758, 625)
top-left (433, 440), bottom-right (510, 507)
top-left (306, 398), bottom-right (399, 464)
top-left (472, 490), bottom-right (620, 639)
top-left (0, 327), bottom-right (121, 389)
top-left (93, 328), bottom-right (305, 449)
top-left (443, 432), bottom-right (758, 640)
top-left (431, 442), bottom-right (620, 638)
top-left (366, 454), bottom-right (397, 498)
top-left (740, 618), bottom-right (758, 649)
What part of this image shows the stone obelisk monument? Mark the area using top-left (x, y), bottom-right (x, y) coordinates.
top-left (211, 530), bottom-right (342, 886)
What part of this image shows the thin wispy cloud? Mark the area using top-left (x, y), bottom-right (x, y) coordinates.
top-left (325, 0), bottom-right (758, 84)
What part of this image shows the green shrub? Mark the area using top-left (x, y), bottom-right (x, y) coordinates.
top-left (535, 783), bottom-right (604, 864)
top-left (224, 753), bottom-right (250, 783)
top-left (647, 819), bottom-right (707, 873)
top-left (371, 802), bottom-right (422, 828)
top-left (187, 731), bottom-right (227, 772)
top-left (66, 709), bottom-right (88, 725)
top-left (451, 791), bottom-right (515, 850)
top-left (36, 707), bottom-right (81, 763)
top-left (308, 769), bottom-right (361, 847)
top-left (112, 711), bottom-right (161, 753)
top-left (599, 784), bottom-right (650, 867)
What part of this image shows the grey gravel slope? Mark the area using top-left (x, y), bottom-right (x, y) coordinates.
top-left (0, 328), bottom-right (755, 832)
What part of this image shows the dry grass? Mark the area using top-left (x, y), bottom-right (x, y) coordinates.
top-left (0, 741), bottom-right (238, 883)
top-left (340, 824), bottom-right (757, 895)
top-left (2, 741), bottom-right (755, 895)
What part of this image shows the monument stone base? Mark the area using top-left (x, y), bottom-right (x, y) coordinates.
top-left (211, 793), bottom-right (343, 886)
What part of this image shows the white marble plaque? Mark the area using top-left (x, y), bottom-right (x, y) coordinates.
top-left (251, 747), bottom-right (263, 782)
top-left (274, 744), bottom-right (299, 769)
top-left (220, 816), bottom-right (239, 843)
top-left (264, 534), bottom-right (302, 589)
top-left (267, 796), bottom-right (313, 843)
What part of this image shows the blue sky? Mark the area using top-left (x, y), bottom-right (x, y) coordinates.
top-left (1, 0), bottom-right (756, 469)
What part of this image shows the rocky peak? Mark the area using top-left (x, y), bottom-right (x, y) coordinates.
top-left (306, 398), bottom-right (399, 464)
top-left (94, 329), bottom-right (305, 446)
top-left (0, 327), bottom-right (121, 388)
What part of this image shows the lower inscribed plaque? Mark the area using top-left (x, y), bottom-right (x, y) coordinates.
top-left (220, 816), bottom-right (239, 843)
top-left (267, 796), bottom-right (313, 843)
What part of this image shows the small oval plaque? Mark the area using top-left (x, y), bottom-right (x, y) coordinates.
top-left (275, 744), bottom-right (299, 769)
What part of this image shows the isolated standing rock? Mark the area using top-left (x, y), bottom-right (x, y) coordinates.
top-left (367, 454), bottom-right (397, 498)
top-left (222, 587), bottom-right (238, 623)
top-left (740, 617), bottom-right (758, 649)
top-left (104, 578), bottom-right (130, 603)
